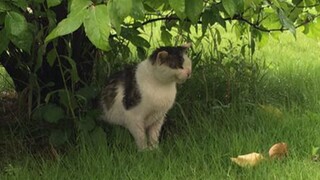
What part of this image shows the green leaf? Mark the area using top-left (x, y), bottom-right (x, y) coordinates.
top-left (10, 30), bottom-right (33, 53)
top-left (71, 0), bottom-right (92, 12)
top-left (5, 11), bottom-right (33, 52)
top-left (0, 29), bottom-right (9, 54)
top-left (185, 0), bottom-right (203, 23)
top-left (45, 0), bottom-right (92, 42)
top-left (5, 11), bottom-right (27, 36)
top-left (129, 36), bottom-right (150, 48)
top-left (46, 48), bottom-right (57, 67)
top-left (42, 104), bottom-right (65, 123)
top-left (303, 18), bottom-right (320, 39)
top-left (120, 27), bottom-right (150, 48)
top-left (131, 0), bottom-right (145, 20)
top-left (169, 0), bottom-right (186, 19)
top-left (84, 4), bottom-right (111, 51)
top-left (113, 0), bottom-right (132, 19)
top-left (49, 129), bottom-right (69, 146)
top-left (107, 1), bottom-right (121, 34)
top-left (202, 8), bottom-right (213, 33)
top-left (108, 0), bottom-right (132, 34)
top-left (47, 0), bottom-right (62, 8)
top-left (222, 0), bottom-right (244, 17)
top-left (45, 11), bottom-right (86, 42)
top-left (277, 8), bottom-right (296, 36)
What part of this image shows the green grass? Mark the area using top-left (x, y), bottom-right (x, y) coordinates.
top-left (1, 32), bottom-right (320, 179)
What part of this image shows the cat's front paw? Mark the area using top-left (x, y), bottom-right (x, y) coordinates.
top-left (137, 144), bottom-right (159, 152)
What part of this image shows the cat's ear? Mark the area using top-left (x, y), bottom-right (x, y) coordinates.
top-left (181, 42), bottom-right (192, 49)
top-left (156, 51), bottom-right (168, 64)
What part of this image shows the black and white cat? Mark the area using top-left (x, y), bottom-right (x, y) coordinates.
top-left (100, 43), bottom-right (192, 150)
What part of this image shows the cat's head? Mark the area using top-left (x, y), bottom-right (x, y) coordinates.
top-left (149, 43), bottom-right (192, 84)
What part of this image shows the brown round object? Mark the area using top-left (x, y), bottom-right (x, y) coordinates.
top-left (269, 142), bottom-right (288, 159)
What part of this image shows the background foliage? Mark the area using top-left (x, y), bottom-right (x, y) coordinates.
top-left (1, 0), bottom-right (320, 147)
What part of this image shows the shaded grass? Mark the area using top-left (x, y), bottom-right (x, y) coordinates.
top-left (1, 32), bottom-right (320, 179)
top-left (1, 107), bottom-right (320, 179)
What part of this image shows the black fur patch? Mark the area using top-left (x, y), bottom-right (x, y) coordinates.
top-left (149, 46), bottom-right (187, 69)
top-left (101, 65), bottom-right (141, 110)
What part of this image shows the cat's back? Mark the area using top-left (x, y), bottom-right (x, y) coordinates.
top-left (100, 64), bottom-right (141, 113)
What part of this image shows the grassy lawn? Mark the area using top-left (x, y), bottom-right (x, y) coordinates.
top-left (1, 32), bottom-right (320, 179)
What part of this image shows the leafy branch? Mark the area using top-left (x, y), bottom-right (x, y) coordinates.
top-left (130, 13), bottom-right (320, 33)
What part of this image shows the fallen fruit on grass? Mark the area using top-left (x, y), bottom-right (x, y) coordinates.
top-left (269, 142), bottom-right (288, 159)
top-left (231, 152), bottom-right (264, 167)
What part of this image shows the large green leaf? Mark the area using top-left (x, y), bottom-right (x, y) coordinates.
top-left (5, 11), bottom-right (27, 36)
top-left (169, 0), bottom-right (186, 19)
top-left (84, 4), bottom-right (111, 51)
top-left (5, 12), bottom-right (33, 52)
top-left (222, 0), bottom-right (244, 17)
top-left (45, 14), bottom-right (85, 42)
top-left (185, 0), bottom-right (203, 23)
top-left (131, 0), bottom-right (145, 20)
top-left (45, 0), bottom-right (92, 42)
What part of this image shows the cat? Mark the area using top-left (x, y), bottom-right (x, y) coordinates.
top-left (100, 43), bottom-right (192, 151)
